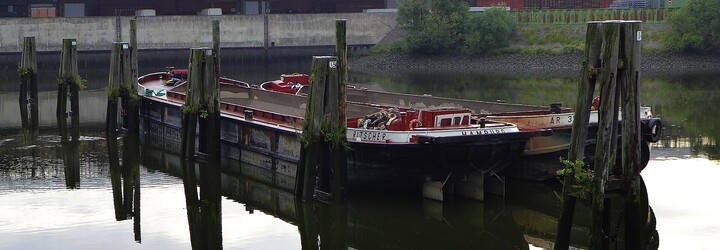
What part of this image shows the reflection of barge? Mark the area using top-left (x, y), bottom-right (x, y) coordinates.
top-left (137, 70), bottom-right (542, 189)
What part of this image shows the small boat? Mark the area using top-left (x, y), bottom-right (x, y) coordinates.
top-left (259, 73), bottom-right (309, 95)
top-left (138, 70), bottom-right (543, 189)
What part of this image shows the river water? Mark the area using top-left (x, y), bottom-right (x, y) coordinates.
top-left (0, 50), bottom-right (718, 249)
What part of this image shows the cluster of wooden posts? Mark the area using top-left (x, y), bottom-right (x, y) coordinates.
top-left (19, 35), bottom-right (84, 187)
top-left (296, 20), bottom-right (349, 202)
top-left (555, 20), bottom-right (653, 249)
top-left (100, 18), bottom-right (350, 202)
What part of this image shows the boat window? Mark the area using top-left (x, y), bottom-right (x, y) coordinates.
top-left (440, 118), bottom-right (451, 127)
top-left (453, 117), bottom-right (461, 126)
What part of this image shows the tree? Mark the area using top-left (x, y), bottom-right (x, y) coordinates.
top-left (463, 7), bottom-right (517, 54)
top-left (663, 0), bottom-right (720, 52)
top-left (397, 0), bottom-right (468, 53)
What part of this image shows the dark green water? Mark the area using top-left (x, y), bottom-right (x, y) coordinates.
top-left (1, 52), bottom-right (718, 249)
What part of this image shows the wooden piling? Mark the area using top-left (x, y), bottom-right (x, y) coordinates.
top-left (120, 38), bottom-right (140, 135)
top-left (297, 55), bottom-right (346, 201)
top-left (557, 20), bottom-right (649, 249)
top-left (107, 42), bottom-right (131, 134)
top-left (212, 20), bottom-right (220, 67)
top-left (619, 21), bottom-right (643, 250)
top-left (555, 22), bottom-right (602, 250)
top-left (182, 48), bottom-right (218, 160)
top-left (590, 21), bottom-right (621, 250)
top-left (332, 19), bottom-right (349, 199)
top-left (19, 37), bottom-right (38, 133)
top-left (130, 19), bottom-right (138, 84)
top-left (197, 48), bottom-right (220, 162)
top-left (58, 38), bottom-right (78, 117)
top-left (19, 37), bottom-right (37, 105)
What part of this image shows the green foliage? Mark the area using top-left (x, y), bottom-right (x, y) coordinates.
top-left (663, 0), bottom-right (720, 52)
top-left (320, 122), bottom-right (350, 150)
top-left (557, 158), bottom-right (593, 199)
top-left (56, 74), bottom-right (86, 88)
top-left (368, 43), bottom-right (402, 55)
top-left (464, 8), bottom-right (517, 54)
top-left (106, 86), bottom-right (120, 100)
top-left (397, 0), bottom-right (468, 54)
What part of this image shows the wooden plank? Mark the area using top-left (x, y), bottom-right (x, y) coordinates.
top-left (331, 19), bottom-right (349, 199)
top-left (619, 20), bottom-right (643, 250)
top-left (554, 21), bottom-right (602, 250)
top-left (590, 21), bottom-right (621, 250)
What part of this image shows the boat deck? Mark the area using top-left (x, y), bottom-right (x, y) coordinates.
top-left (138, 79), bottom-right (178, 102)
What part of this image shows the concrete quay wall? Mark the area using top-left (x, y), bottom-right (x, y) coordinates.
top-left (0, 13), bottom-right (397, 53)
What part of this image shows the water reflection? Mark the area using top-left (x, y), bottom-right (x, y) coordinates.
top-left (108, 134), bottom-right (142, 242)
top-left (182, 159), bottom-right (223, 250)
top-left (139, 139), bottom-right (659, 249)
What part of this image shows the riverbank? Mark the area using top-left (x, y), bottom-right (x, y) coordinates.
top-left (349, 52), bottom-right (720, 77)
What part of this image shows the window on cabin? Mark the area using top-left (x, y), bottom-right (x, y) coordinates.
top-left (440, 118), bottom-right (451, 127)
top-left (453, 117), bottom-right (461, 126)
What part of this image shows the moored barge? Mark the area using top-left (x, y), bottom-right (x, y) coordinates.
top-left (138, 70), bottom-right (542, 190)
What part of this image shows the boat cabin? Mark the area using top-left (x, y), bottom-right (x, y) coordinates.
top-left (348, 107), bottom-right (473, 131)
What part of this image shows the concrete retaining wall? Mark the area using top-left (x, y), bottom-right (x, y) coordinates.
top-left (0, 13), bottom-right (397, 53)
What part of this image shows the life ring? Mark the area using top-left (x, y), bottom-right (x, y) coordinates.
top-left (643, 118), bottom-right (662, 143)
top-left (409, 119), bottom-right (421, 130)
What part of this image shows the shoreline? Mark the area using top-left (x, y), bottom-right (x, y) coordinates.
top-left (349, 52), bottom-right (720, 77)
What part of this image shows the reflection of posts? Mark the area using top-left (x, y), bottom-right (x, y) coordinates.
top-left (108, 134), bottom-right (124, 220)
top-left (182, 160), bottom-right (223, 249)
top-left (58, 115), bottom-right (80, 188)
top-left (108, 135), bottom-right (142, 242)
top-left (296, 202), bottom-right (319, 250)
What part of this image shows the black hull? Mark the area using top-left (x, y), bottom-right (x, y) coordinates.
top-left (347, 135), bottom-right (529, 190)
top-left (139, 97), bottom-right (532, 191)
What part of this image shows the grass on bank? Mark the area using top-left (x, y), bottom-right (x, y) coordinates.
top-left (367, 0), bottom-right (718, 56)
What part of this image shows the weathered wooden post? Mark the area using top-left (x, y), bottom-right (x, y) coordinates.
top-left (212, 20), bottom-right (220, 67)
top-left (619, 21), bottom-right (644, 250)
top-left (19, 37), bottom-right (37, 132)
top-left (106, 43), bottom-right (131, 134)
top-left (296, 55), bottom-right (346, 201)
top-left (556, 21), bottom-right (649, 250)
top-left (554, 21), bottom-right (603, 250)
top-left (120, 37), bottom-right (140, 135)
top-left (182, 48), bottom-right (219, 160)
top-left (332, 19), bottom-right (349, 200)
top-left (196, 21), bottom-right (221, 162)
top-left (130, 19), bottom-right (138, 85)
top-left (197, 49), bottom-right (220, 162)
top-left (58, 38), bottom-right (78, 117)
top-left (590, 21), bottom-right (621, 250)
